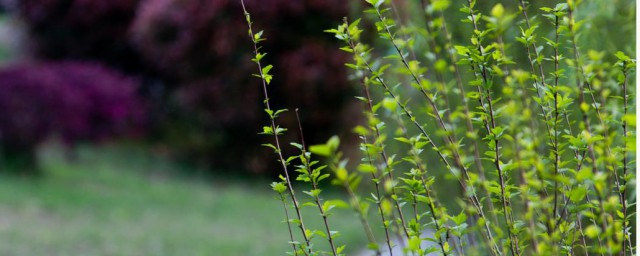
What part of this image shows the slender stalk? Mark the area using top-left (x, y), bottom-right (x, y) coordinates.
top-left (409, 190), bottom-right (424, 253)
top-left (516, 4), bottom-right (607, 252)
top-left (278, 193), bottom-right (300, 255)
top-left (362, 137), bottom-right (395, 255)
top-left (575, 217), bottom-right (590, 256)
top-left (516, 0), bottom-right (553, 140)
top-left (342, 18), bottom-right (501, 255)
top-left (619, 61), bottom-right (630, 255)
top-left (519, 7), bottom-right (568, 231)
top-left (515, 136), bottom-right (539, 251)
top-left (435, 2), bottom-right (489, 186)
top-left (294, 110), bottom-right (338, 256)
top-left (552, 14), bottom-right (561, 231)
top-left (429, 3), bottom-right (500, 239)
top-left (555, 151), bottom-right (588, 228)
top-left (418, 1), bottom-right (495, 223)
top-left (465, 2), bottom-right (520, 255)
top-left (345, 23), bottom-right (412, 243)
top-left (563, 4), bottom-right (614, 250)
top-left (356, 75), bottom-right (397, 255)
top-left (335, 151), bottom-right (381, 256)
top-left (368, 10), bottom-right (498, 250)
top-left (332, 78), bottom-right (383, 255)
top-left (372, 7), bottom-right (461, 158)
top-left (564, 3), bottom-right (599, 167)
top-left (416, 0), bottom-right (456, 135)
top-left (392, 108), bottom-right (452, 255)
top-left (241, 2), bottom-right (312, 254)
top-left (357, 64), bottom-right (412, 245)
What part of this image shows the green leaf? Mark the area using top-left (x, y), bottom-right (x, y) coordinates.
top-left (408, 236), bottom-right (421, 251)
top-left (327, 135), bottom-right (341, 151)
top-left (358, 164), bottom-right (377, 173)
top-left (260, 126), bottom-right (273, 135)
top-left (252, 52), bottom-right (266, 63)
top-left (365, 0), bottom-right (384, 8)
top-left (623, 114), bottom-right (636, 127)
top-left (264, 109), bottom-right (273, 117)
top-left (274, 109), bottom-right (288, 117)
top-left (394, 137), bottom-right (411, 144)
top-left (261, 143), bottom-right (278, 152)
top-left (569, 186), bottom-right (588, 202)
top-left (263, 74), bottom-right (273, 85)
top-left (335, 167), bottom-right (348, 181)
top-left (585, 225), bottom-right (601, 238)
top-left (253, 30), bottom-right (264, 41)
top-left (274, 127), bottom-right (287, 135)
top-left (491, 126), bottom-right (505, 139)
top-left (454, 45), bottom-right (469, 56)
top-left (317, 173), bottom-right (331, 182)
top-left (615, 51), bottom-right (631, 61)
top-left (540, 7), bottom-right (553, 12)
top-left (491, 3), bottom-right (504, 18)
top-left (270, 182), bottom-right (287, 194)
top-left (324, 199), bottom-right (349, 209)
top-left (353, 125), bottom-right (369, 136)
top-left (432, 0), bottom-right (451, 11)
top-left (382, 97), bottom-right (397, 111)
top-left (309, 145), bottom-right (331, 157)
top-left (452, 211), bottom-right (468, 225)
top-left (262, 65), bottom-right (273, 75)
top-left (290, 143), bottom-right (303, 150)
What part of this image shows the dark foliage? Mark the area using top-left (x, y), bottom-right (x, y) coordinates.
top-left (13, 0), bottom-right (357, 175)
top-left (131, 0), bottom-right (356, 174)
top-left (0, 61), bottom-right (144, 173)
top-left (17, 0), bottom-right (143, 71)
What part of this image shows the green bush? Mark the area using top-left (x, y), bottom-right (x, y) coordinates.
top-left (243, 0), bottom-right (635, 255)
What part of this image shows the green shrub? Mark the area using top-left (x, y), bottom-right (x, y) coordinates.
top-left (243, 0), bottom-right (635, 255)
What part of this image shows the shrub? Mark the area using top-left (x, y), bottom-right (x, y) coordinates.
top-left (130, 0), bottom-right (349, 81)
top-left (17, 0), bottom-right (142, 70)
top-left (0, 61), bottom-right (144, 174)
top-left (12, 0), bottom-right (360, 175)
top-left (243, 0), bottom-right (635, 255)
top-left (131, 0), bottom-right (356, 174)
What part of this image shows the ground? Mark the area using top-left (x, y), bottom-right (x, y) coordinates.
top-left (0, 143), bottom-right (371, 255)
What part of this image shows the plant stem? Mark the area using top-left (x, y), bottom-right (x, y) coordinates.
top-left (294, 110), bottom-right (339, 256)
top-left (563, 4), bottom-right (613, 250)
top-left (620, 60), bottom-right (630, 255)
top-left (345, 22), bottom-right (412, 243)
top-left (552, 14), bottom-right (561, 232)
top-left (279, 193), bottom-right (300, 255)
top-left (344, 18), bottom-right (500, 254)
top-left (392, 107), bottom-right (451, 255)
top-left (362, 136), bottom-right (395, 256)
top-left (342, 173), bottom-right (382, 256)
top-left (241, 2), bottom-right (312, 254)
top-left (419, 0), bottom-right (494, 219)
top-left (465, 2), bottom-right (519, 254)
top-left (436, 2), bottom-right (489, 186)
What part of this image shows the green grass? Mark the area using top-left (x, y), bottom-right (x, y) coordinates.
top-left (0, 143), bottom-right (372, 255)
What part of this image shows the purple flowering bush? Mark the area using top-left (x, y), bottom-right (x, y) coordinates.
top-left (11, 0), bottom-right (357, 175)
top-left (0, 61), bottom-right (144, 174)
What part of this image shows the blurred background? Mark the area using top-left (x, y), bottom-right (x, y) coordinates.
top-left (0, 0), bottom-right (633, 255)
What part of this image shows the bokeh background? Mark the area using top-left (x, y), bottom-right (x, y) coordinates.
top-left (0, 0), bottom-right (634, 255)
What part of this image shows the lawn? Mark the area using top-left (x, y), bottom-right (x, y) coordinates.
top-left (0, 143), bottom-right (372, 255)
